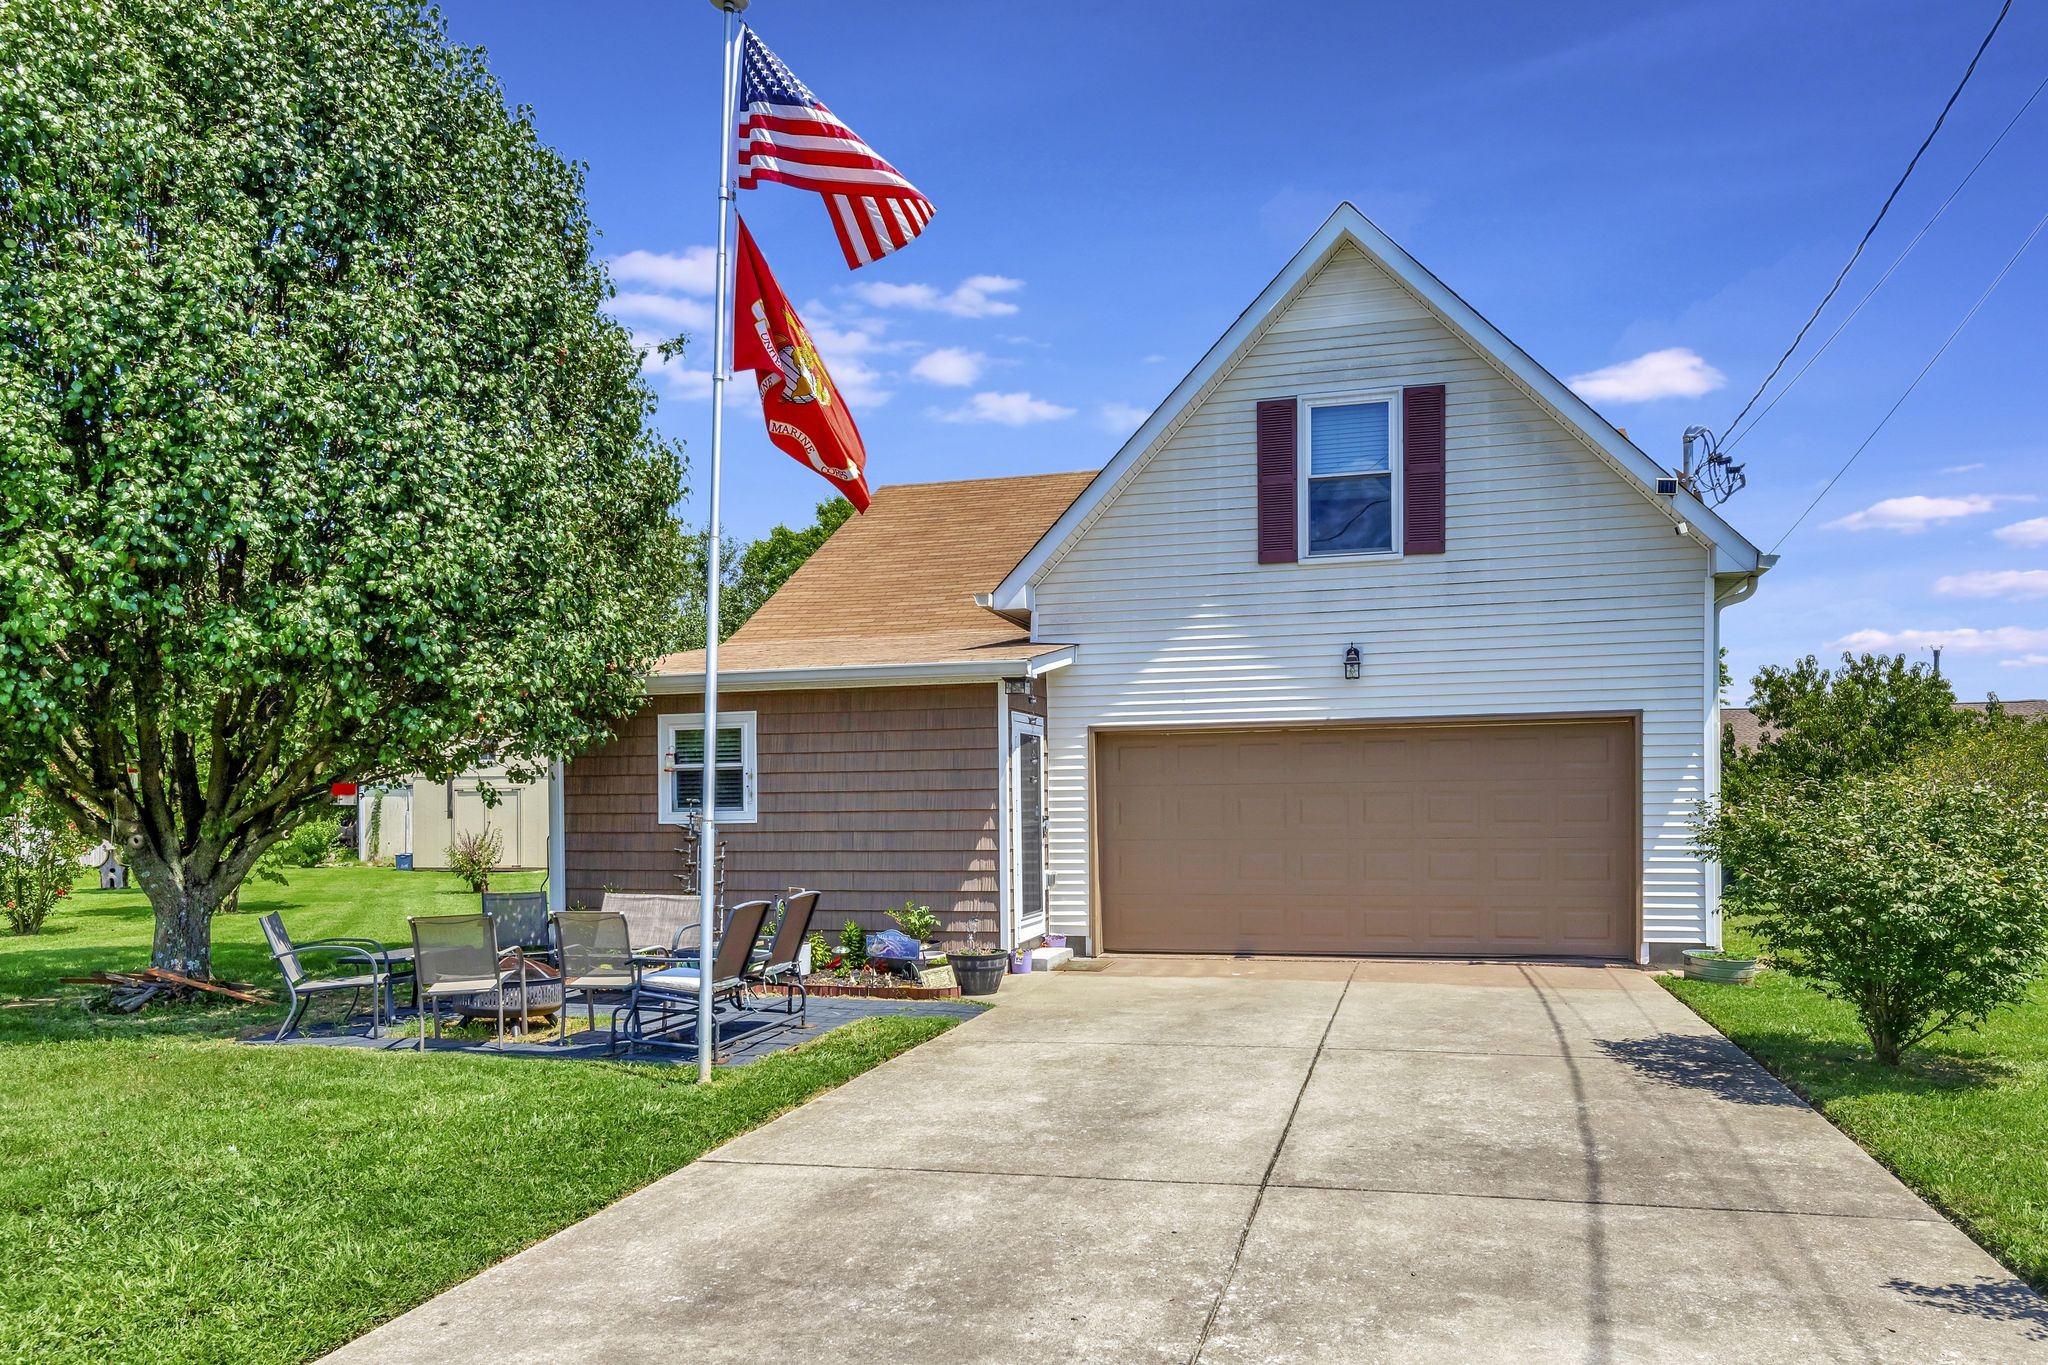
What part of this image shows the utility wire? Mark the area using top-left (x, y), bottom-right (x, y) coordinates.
top-left (1769, 204), bottom-right (2048, 554)
top-left (1726, 70), bottom-right (2048, 452)
top-left (1720, 0), bottom-right (2014, 444)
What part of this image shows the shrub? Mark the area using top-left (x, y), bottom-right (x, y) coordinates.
top-left (1, 790), bottom-right (84, 935)
top-left (447, 827), bottom-right (504, 894)
top-left (837, 918), bottom-right (868, 973)
top-left (1725, 652), bottom-right (1966, 803)
top-left (277, 816), bottom-right (341, 868)
top-left (1696, 767), bottom-right (2048, 1065)
top-left (886, 900), bottom-right (940, 942)
top-left (366, 790), bottom-right (386, 861)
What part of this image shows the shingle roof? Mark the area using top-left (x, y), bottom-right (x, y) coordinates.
top-left (1721, 699), bottom-right (2048, 751)
top-left (652, 470), bottom-right (1097, 678)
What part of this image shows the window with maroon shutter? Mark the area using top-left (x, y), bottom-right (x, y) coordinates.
top-left (1255, 397), bottom-right (1298, 563)
top-left (1402, 384), bottom-right (1447, 555)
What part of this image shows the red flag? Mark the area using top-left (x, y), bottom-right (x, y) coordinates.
top-left (732, 217), bottom-right (872, 512)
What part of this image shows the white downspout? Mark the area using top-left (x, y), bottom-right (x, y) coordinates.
top-left (995, 682), bottom-right (1014, 953)
top-left (547, 760), bottom-right (567, 914)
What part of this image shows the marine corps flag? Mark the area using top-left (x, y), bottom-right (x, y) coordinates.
top-left (731, 216), bottom-right (872, 512)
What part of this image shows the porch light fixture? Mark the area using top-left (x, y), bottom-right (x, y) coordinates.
top-left (1343, 644), bottom-right (1362, 680)
top-left (1004, 678), bottom-right (1033, 698)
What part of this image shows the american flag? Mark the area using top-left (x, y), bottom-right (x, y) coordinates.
top-left (736, 26), bottom-right (934, 270)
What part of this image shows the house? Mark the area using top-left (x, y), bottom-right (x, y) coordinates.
top-left (557, 203), bottom-right (1772, 964)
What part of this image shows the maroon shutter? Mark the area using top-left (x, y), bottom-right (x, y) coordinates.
top-left (1402, 384), bottom-right (1447, 555)
top-left (1255, 397), bottom-right (1298, 564)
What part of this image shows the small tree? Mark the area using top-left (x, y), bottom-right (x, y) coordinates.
top-left (1, 790), bottom-right (85, 935)
top-left (1696, 769), bottom-right (2048, 1065)
top-left (1725, 653), bottom-right (1967, 802)
top-left (446, 828), bottom-right (504, 895)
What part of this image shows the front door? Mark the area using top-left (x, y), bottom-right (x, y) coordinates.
top-left (1010, 714), bottom-right (1048, 943)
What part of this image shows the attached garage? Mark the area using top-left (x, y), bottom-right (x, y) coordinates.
top-left (1095, 718), bottom-right (1638, 959)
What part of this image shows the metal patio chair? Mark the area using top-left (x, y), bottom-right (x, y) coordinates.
top-left (748, 891), bottom-right (818, 1022)
top-left (260, 912), bottom-right (406, 1041)
top-left (480, 891), bottom-right (553, 959)
top-left (615, 899), bottom-right (774, 1059)
top-left (602, 892), bottom-right (706, 962)
top-left (549, 909), bottom-right (642, 1049)
top-left (408, 913), bottom-right (521, 1051)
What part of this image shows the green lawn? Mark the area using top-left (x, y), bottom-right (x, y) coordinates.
top-left (1665, 929), bottom-right (2048, 1292)
top-left (0, 866), bottom-right (957, 1362)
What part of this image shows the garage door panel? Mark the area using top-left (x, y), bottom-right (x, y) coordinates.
top-left (1098, 720), bottom-right (1636, 959)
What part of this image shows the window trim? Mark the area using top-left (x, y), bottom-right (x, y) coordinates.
top-left (657, 711), bottom-right (759, 825)
top-left (1298, 392), bottom-right (1403, 561)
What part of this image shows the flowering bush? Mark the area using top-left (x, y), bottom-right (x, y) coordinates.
top-left (2, 791), bottom-right (85, 935)
top-left (447, 827), bottom-right (504, 894)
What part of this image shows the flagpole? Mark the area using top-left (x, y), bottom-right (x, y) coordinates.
top-left (698, 0), bottom-right (745, 1084)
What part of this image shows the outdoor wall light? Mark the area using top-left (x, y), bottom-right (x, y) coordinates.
top-left (1343, 644), bottom-right (1362, 680)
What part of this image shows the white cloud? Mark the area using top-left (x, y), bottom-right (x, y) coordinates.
top-left (607, 291), bottom-right (712, 331)
top-left (1823, 494), bottom-right (2011, 533)
top-left (2001, 655), bottom-right (2048, 668)
top-left (1941, 462), bottom-right (1987, 474)
top-left (929, 390), bottom-right (1075, 426)
top-left (1142, 353), bottom-right (1168, 364)
top-left (609, 247), bottom-right (716, 294)
top-left (1835, 626), bottom-right (2048, 654)
top-left (909, 347), bottom-right (987, 387)
top-left (1934, 570), bottom-right (2048, 601)
top-left (1995, 518), bottom-right (2048, 547)
top-left (1566, 347), bottom-right (1726, 403)
top-left (852, 274), bottom-right (1024, 318)
top-left (1098, 401), bottom-right (1152, 434)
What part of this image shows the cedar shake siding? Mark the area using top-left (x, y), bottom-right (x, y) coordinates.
top-left (566, 684), bottom-right (1003, 943)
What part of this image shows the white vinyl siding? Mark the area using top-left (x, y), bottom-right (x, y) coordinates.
top-left (1033, 245), bottom-right (1716, 955)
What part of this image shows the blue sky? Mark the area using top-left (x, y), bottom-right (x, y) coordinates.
top-left (440, 0), bottom-right (2048, 704)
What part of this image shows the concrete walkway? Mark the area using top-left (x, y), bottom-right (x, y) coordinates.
top-left (330, 960), bottom-right (2048, 1363)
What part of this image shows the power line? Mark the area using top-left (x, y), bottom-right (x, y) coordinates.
top-left (1768, 204), bottom-right (2048, 554)
top-left (1725, 71), bottom-right (2048, 453)
top-left (1720, 0), bottom-right (2014, 444)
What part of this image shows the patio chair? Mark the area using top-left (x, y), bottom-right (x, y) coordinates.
top-left (748, 890), bottom-right (818, 1022)
top-left (615, 898), bottom-right (773, 1059)
top-left (409, 913), bottom-right (521, 1051)
top-left (260, 912), bottom-right (406, 1041)
top-left (549, 909), bottom-right (642, 1049)
top-left (480, 891), bottom-right (553, 959)
top-left (601, 892), bottom-right (706, 961)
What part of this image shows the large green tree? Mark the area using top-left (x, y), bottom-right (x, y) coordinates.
top-left (0, 0), bottom-right (688, 974)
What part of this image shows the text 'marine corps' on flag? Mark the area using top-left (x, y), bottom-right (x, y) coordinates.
top-left (736, 25), bottom-right (934, 270)
top-left (732, 216), bottom-right (873, 512)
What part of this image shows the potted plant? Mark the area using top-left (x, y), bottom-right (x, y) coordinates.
top-left (951, 938), bottom-right (1009, 996)
top-left (1682, 948), bottom-right (1760, 984)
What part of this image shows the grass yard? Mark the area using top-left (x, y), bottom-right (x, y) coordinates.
top-left (1665, 929), bottom-right (2048, 1293)
top-left (0, 866), bottom-right (958, 1363)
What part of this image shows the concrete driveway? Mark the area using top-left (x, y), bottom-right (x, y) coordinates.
top-left (330, 960), bottom-right (2048, 1363)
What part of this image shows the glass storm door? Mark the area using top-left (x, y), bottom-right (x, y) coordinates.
top-left (1012, 715), bottom-right (1048, 942)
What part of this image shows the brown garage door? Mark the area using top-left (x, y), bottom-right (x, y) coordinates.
top-left (1096, 719), bottom-right (1636, 958)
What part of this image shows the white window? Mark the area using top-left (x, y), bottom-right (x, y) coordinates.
top-left (1302, 397), bottom-right (1399, 557)
top-left (657, 711), bottom-right (758, 825)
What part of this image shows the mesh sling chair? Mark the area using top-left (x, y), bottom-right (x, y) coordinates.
top-left (616, 899), bottom-right (773, 1060)
top-left (408, 913), bottom-right (521, 1051)
top-left (601, 892), bottom-right (706, 962)
top-left (260, 912), bottom-right (405, 1041)
top-left (548, 909), bottom-right (642, 1050)
top-left (481, 890), bottom-right (554, 1026)
top-left (747, 891), bottom-right (818, 1023)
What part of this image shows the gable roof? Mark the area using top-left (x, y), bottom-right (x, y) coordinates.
top-left (650, 470), bottom-right (1094, 688)
top-left (992, 202), bottom-right (1768, 611)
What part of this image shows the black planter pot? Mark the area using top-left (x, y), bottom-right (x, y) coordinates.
top-left (952, 951), bottom-right (1009, 997)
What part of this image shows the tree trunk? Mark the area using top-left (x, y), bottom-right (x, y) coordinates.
top-left (128, 855), bottom-right (223, 979)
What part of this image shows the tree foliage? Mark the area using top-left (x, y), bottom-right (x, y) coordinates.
top-left (1, 788), bottom-right (85, 935)
top-left (0, 0), bottom-right (687, 973)
top-left (1696, 768), bottom-right (2048, 1065)
top-left (1724, 653), bottom-right (1967, 802)
top-left (680, 498), bottom-right (853, 649)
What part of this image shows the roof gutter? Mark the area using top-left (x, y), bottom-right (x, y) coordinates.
top-left (644, 646), bottom-right (1077, 695)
